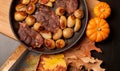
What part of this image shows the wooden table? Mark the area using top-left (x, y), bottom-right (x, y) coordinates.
top-left (0, 0), bottom-right (99, 71)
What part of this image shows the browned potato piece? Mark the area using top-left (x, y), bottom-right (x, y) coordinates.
top-left (25, 15), bottom-right (35, 26)
top-left (26, 3), bottom-right (35, 14)
top-left (21, 0), bottom-right (30, 4)
top-left (49, 0), bottom-right (55, 2)
top-left (63, 28), bottom-right (73, 39)
top-left (33, 22), bottom-right (43, 31)
top-left (14, 11), bottom-right (27, 21)
top-left (30, 0), bottom-right (38, 3)
top-left (44, 38), bottom-right (55, 49)
top-left (60, 16), bottom-right (67, 29)
top-left (40, 30), bottom-right (52, 39)
top-left (45, 2), bottom-right (53, 7)
top-left (74, 9), bottom-right (84, 19)
top-left (56, 7), bottom-right (65, 16)
top-left (74, 19), bottom-right (81, 32)
top-left (16, 4), bottom-right (26, 11)
top-left (53, 28), bottom-right (63, 40)
top-left (56, 39), bottom-right (65, 48)
top-left (67, 15), bottom-right (76, 28)
top-left (39, 0), bottom-right (49, 4)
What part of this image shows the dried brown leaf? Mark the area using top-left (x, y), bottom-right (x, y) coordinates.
top-left (64, 37), bottom-right (105, 71)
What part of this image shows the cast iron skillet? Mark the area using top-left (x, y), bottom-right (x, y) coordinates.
top-left (9, 0), bottom-right (88, 54)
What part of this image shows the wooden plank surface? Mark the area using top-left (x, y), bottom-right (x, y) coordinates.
top-left (0, 0), bottom-right (99, 71)
top-left (0, 0), bottom-right (16, 39)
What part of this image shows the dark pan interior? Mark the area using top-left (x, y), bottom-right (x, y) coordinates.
top-left (9, 0), bottom-right (88, 54)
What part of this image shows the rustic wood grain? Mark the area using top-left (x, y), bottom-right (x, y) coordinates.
top-left (0, 0), bottom-right (16, 39)
top-left (0, 0), bottom-right (100, 71)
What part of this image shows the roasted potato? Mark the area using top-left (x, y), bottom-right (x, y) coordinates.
top-left (63, 28), bottom-right (73, 39)
top-left (44, 38), bottom-right (55, 49)
top-left (74, 9), bottom-right (84, 19)
top-left (45, 2), bottom-right (53, 7)
top-left (21, 0), bottom-right (30, 4)
top-left (40, 30), bottom-right (52, 39)
top-left (25, 15), bottom-right (35, 26)
top-left (15, 4), bottom-right (26, 11)
top-left (39, 0), bottom-right (49, 4)
top-left (49, 0), bottom-right (55, 2)
top-left (60, 16), bottom-right (67, 29)
top-left (33, 22), bottom-right (43, 31)
top-left (56, 39), bottom-right (65, 48)
top-left (67, 15), bottom-right (76, 28)
top-left (74, 19), bottom-right (81, 32)
top-left (30, 0), bottom-right (38, 3)
top-left (53, 28), bottom-right (63, 40)
top-left (26, 3), bottom-right (35, 14)
top-left (14, 11), bottom-right (27, 21)
top-left (56, 7), bottom-right (65, 16)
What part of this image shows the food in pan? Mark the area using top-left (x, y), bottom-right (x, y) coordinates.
top-left (55, 7), bottom-right (65, 16)
top-left (44, 38), bottom-right (56, 49)
top-left (26, 3), bottom-right (36, 14)
top-left (67, 15), bottom-right (76, 28)
top-left (63, 28), bottom-right (74, 39)
top-left (59, 16), bottom-right (67, 29)
top-left (18, 23), bottom-right (43, 48)
top-left (15, 4), bottom-right (26, 11)
top-left (56, 39), bottom-right (65, 48)
top-left (20, 0), bottom-right (30, 5)
top-left (14, 11), bottom-right (27, 21)
top-left (74, 9), bottom-right (84, 19)
top-left (74, 18), bottom-right (81, 32)
top-left (25, 15), bottom-right (35, 26)
top-left (14, 0), bottom-right (84, 49)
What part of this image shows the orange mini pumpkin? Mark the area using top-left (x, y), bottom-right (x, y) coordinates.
top-left (86, 17), bottom-right (110, 42)
top-left (94, 2), bottom-right (111, 19)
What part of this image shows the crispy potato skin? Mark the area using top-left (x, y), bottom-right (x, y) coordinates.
top-left (20, 0), bottom-right (30, 4)
top-left (25, 15), bottom-right (35, 26)
top-left (74, 9), bottom-right (84, 19)
top-left (74, 19), bottom-right (81, 32)
top-left (26, 3), bottom-right (35, 14)
top-left (63, 28), bottom-right (74, 39)
top-left (53, 28), bottom-right (63, 40)
top-left (44, 38), bottom-right (55, 49)
top-left (16, 4), bottom-right (26, 11)
top-left (14, 11), bottom-right (27, 21)
top-left (67, 15), bottom-right (76, 28)
top-left (56, 7), bottom-right (65, 16)
top-left (60, 16), bottom-right (67, 29)
top-left (56, 39), bottom-right (65, 48)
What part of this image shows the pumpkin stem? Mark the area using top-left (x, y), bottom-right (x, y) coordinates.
top-left (97, 28), bottom-right (101, 31)
top-left (100, 8), bottom-right (105, 12)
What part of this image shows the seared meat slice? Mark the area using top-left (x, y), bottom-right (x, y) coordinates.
top-left (18, 23), bottom-right (43, 48)
top-left (35, 5), bottom-right (60, 33)
top-left (55, 0), bottom-right (78, 14)
top-left (55, 0), bottom-right (66, 8)
top-left (65, 0), bottom-right (78, 14)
